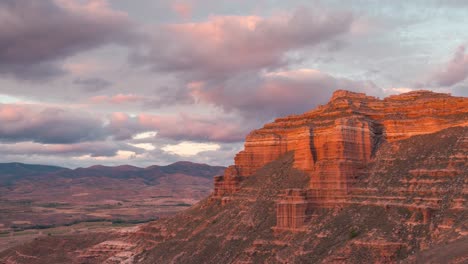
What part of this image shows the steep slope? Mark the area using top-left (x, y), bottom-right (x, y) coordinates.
top-left (1, 90), bottom-right (466, 263)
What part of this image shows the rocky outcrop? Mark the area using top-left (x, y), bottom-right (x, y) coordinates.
top-left (77, 240), bottom-right (137, 263)
top-left (212, 166), bottom-right (242, 197)
top-left (212, 90), bottom-right (467, 238)
top-left (214, 90), bottom-right (467, 202)
top-left (274, 189), bottom-right (309, 231)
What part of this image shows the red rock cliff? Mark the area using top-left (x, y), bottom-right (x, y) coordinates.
top-left (213, 90), bottom-right (468, 198)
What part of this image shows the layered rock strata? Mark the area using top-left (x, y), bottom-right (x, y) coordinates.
top-left (212, 90), bottom-right (467, 231)
top-left (274, 189), bottom-right (309, 232)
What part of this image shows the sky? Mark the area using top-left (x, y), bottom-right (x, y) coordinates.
top-left (0, 0), bottom-right (467, 168)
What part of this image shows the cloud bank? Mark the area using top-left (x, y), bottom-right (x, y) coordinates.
top-left (133, 8), bottom-right (355, 80)
top-left (0, 0), bottom-right (134, 80)
top-left (433, 45), bottom-right (468, 87)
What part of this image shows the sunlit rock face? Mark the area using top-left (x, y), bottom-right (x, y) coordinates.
top-left (213, 90), bottom-right (468, 237)
top-left (214, 90), bottom-right (467, 200)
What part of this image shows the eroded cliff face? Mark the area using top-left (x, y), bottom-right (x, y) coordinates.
top-left (136, 126), bottom-right (466, 264)
top-left (214, 90), bottom-right (467, 201)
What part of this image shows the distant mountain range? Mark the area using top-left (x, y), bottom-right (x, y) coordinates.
top-left (0, 162), bottom-right (65, 176)
top-left (0, 161), bottom-right (225, 185)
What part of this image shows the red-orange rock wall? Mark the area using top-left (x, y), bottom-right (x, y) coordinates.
top-left (310, 117), bottom-right (376, 194)
top-left (234, 133), bottom-right (287, 177)
top-left (233, 126), bottom-right (317, 176)
top-left (274, 189), bottom-right (309, 231)
top-left (213, 90), bottom-right (468, 199)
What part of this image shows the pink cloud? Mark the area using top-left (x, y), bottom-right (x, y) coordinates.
top-left (110, 112), bottom-right (130, 123)
top-left (0, 141), bottom-right (137, 157)
top-left (89, 94), bottom-right (143, 104)
top-left (89, 95), bottom-right (108, 103)
top-left (0, 105), bottom-right (26, 122)
top-left (140, 113), bottom-right (248, 142)
top-left (104, 112), bottom-right (249, 143)
top-left (433, 45), bottom-right (468, 86)
top-left (112, 94), bottom-right (142, 104)
top-left (55, 0), bottom-right (128, 18)
top-left (171, 2), bottom-right (192, 18)
top-left (134, 8), bottom-right (354, 80)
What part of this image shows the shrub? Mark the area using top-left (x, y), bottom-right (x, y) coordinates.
top-left (349, 228), bottom-right (359, 239)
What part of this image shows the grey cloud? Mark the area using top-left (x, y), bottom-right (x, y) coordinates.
top-left (0, 103), bottom-right (251, 145)
top-left (190, 70), bottom-right (382, 121)
top-left (0, 104), bottom-right (107, 144)
top-left (108, 112), bottom-right (251, 143)
top-left (0, 0), bottom-right (135, 80)
top-left (433, 45), bottom-right (468, 87)
top-left (74, 77), bottom-right (113, 92)
top-left (106, 112), bottom-right (147, 141)
top-left (0, 141), bottom-right (143, 158)
top-left (0, 62), bottom-right (66, 81)
top-left (136, 142), bottom-right (242, 168)
top-left (142, 86), bottom-right (195, 108)
top-left (452, 84), bottom-right (468, 96)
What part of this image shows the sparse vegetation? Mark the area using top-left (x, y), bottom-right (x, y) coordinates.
top-left (349, 228), bottom-right (360, 239)
top-left (40, 202), bottom-right (70, 208)
top-left (175, 203), bottom-right (192, 207)
top-left (13, 230), bottom-right (37, 236)
top-left (111, 218), bottom-right (157, 225)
